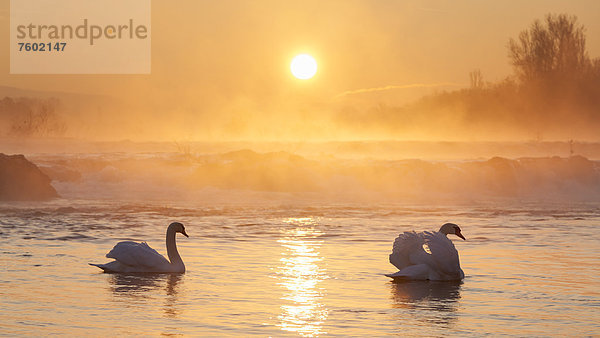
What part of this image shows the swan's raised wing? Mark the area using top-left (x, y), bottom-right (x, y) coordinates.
top-left (390, 231), bottom-right (432, 270)
top-left (423, 232), bottom-right (462, 278)
top-left (106, 241), bottom-right (170, 269)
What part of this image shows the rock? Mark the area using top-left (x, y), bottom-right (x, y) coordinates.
top-left (0, 153), bottom-right (59, 201)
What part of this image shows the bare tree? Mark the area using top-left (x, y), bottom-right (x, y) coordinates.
top-left (508, 14), bottom-right (589, 82)
top-left (469, 69), bottom-right (484, 89)
top-left (0, 97), bottom-right (66, 137)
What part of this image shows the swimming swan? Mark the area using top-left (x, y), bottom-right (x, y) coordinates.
top-left (90, 222), bottom-right (189, 273)
top-left (386, 223), bottom-right (465, 281)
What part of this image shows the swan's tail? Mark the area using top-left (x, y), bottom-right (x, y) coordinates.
top-left (386, 264), bottom-right (431, 280)
top-left (385, 272), bottom-right (406, 278)
top-left (89, 263), bottom-right (110, 272)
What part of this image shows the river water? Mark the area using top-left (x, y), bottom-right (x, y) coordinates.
top-left (1, 198), bottom-right (599, 336)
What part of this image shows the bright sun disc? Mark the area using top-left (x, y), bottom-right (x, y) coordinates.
top-left (291, 54), bottom-right (317, 80)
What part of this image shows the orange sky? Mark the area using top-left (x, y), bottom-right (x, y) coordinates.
top-left (1, 0), bottom-right (599, 141)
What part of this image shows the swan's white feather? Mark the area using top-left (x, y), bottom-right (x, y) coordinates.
top-left (106, 241), bottom-right (170, 269)
top-left (423, 232), bottom-right (463, 279)
top-left (385, 263), bottom-right (430, 280)
top-left (390, 231), bottom-right (434, 270)
top-left (388, 227), bottom-right (464, 281)
top-left (90, 222), bottom-right (187, 273)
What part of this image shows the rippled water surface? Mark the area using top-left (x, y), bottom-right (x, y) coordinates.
top-left (1, 200), bottom-right (599, 336)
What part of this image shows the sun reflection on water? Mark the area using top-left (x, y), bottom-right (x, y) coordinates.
top-left (276, 217), bottom-right (328, 337)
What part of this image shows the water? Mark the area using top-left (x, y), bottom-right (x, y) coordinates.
top-left (1, 199), bottom-right (599, 336)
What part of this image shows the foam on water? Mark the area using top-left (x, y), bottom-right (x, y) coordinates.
top-left (27, 151), bottom-right (600, 203)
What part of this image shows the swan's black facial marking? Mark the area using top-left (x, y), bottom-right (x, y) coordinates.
top-left (180, 225), bottom-right (189, 238)
top-left (454, 225), bottom-right (466, 240)
top-left (169, 222), bottom-right (189, 237)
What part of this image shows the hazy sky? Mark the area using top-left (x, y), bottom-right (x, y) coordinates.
top-left (1, 0), bottom-right (599, 140)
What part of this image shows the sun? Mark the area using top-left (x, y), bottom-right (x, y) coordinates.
top-left (290, 54), bottom-right (317, 80)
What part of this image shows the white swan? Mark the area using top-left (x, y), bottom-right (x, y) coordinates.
top-left (385, 223), bottom-right (465, 281)
top-left (90, 222), bottom-right (189, 273)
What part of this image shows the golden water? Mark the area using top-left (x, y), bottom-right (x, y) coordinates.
top-left (1, 202), bottom-right (599, 336)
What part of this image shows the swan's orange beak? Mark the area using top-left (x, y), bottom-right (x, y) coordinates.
top-left (182, 230), bottom-right (189, 238)
top-left (455, 229), bottom-right (465, 240)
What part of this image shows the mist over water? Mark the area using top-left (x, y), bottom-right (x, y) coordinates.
top-left (2, 1), bottom-right (600, 335)
top-left (18, 144), bottom-right (600, 204)
top-left (0, 143), bottom-right (598, 336)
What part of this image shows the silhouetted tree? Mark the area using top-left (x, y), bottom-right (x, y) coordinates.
top-left (469, 69), bottom-right (484, 89)
top-left (508, 14), bottom-right (589, 83)
top-left (0, 97), bottom-right (66, 137)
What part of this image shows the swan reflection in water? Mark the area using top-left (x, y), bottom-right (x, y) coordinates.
top-left (108, 273), bottom-right (183, 318)
top-left (276, 217), bottom-right (328, 337)
top-left (390, 280), bottom-right (462, 327)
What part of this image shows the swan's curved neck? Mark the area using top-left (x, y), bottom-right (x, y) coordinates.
top-left (166, 227), bottom-right (185, 271)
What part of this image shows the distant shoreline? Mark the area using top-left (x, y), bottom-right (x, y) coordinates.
top-left (2, 137), bottom-right (600, 160)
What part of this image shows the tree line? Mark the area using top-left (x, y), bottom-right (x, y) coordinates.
top-left (0, 97), bottom-right (66, 137)
top-left (339, 14), bottom-right (600, 140)
top-left (442, 13), bottom-right (599, 138)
